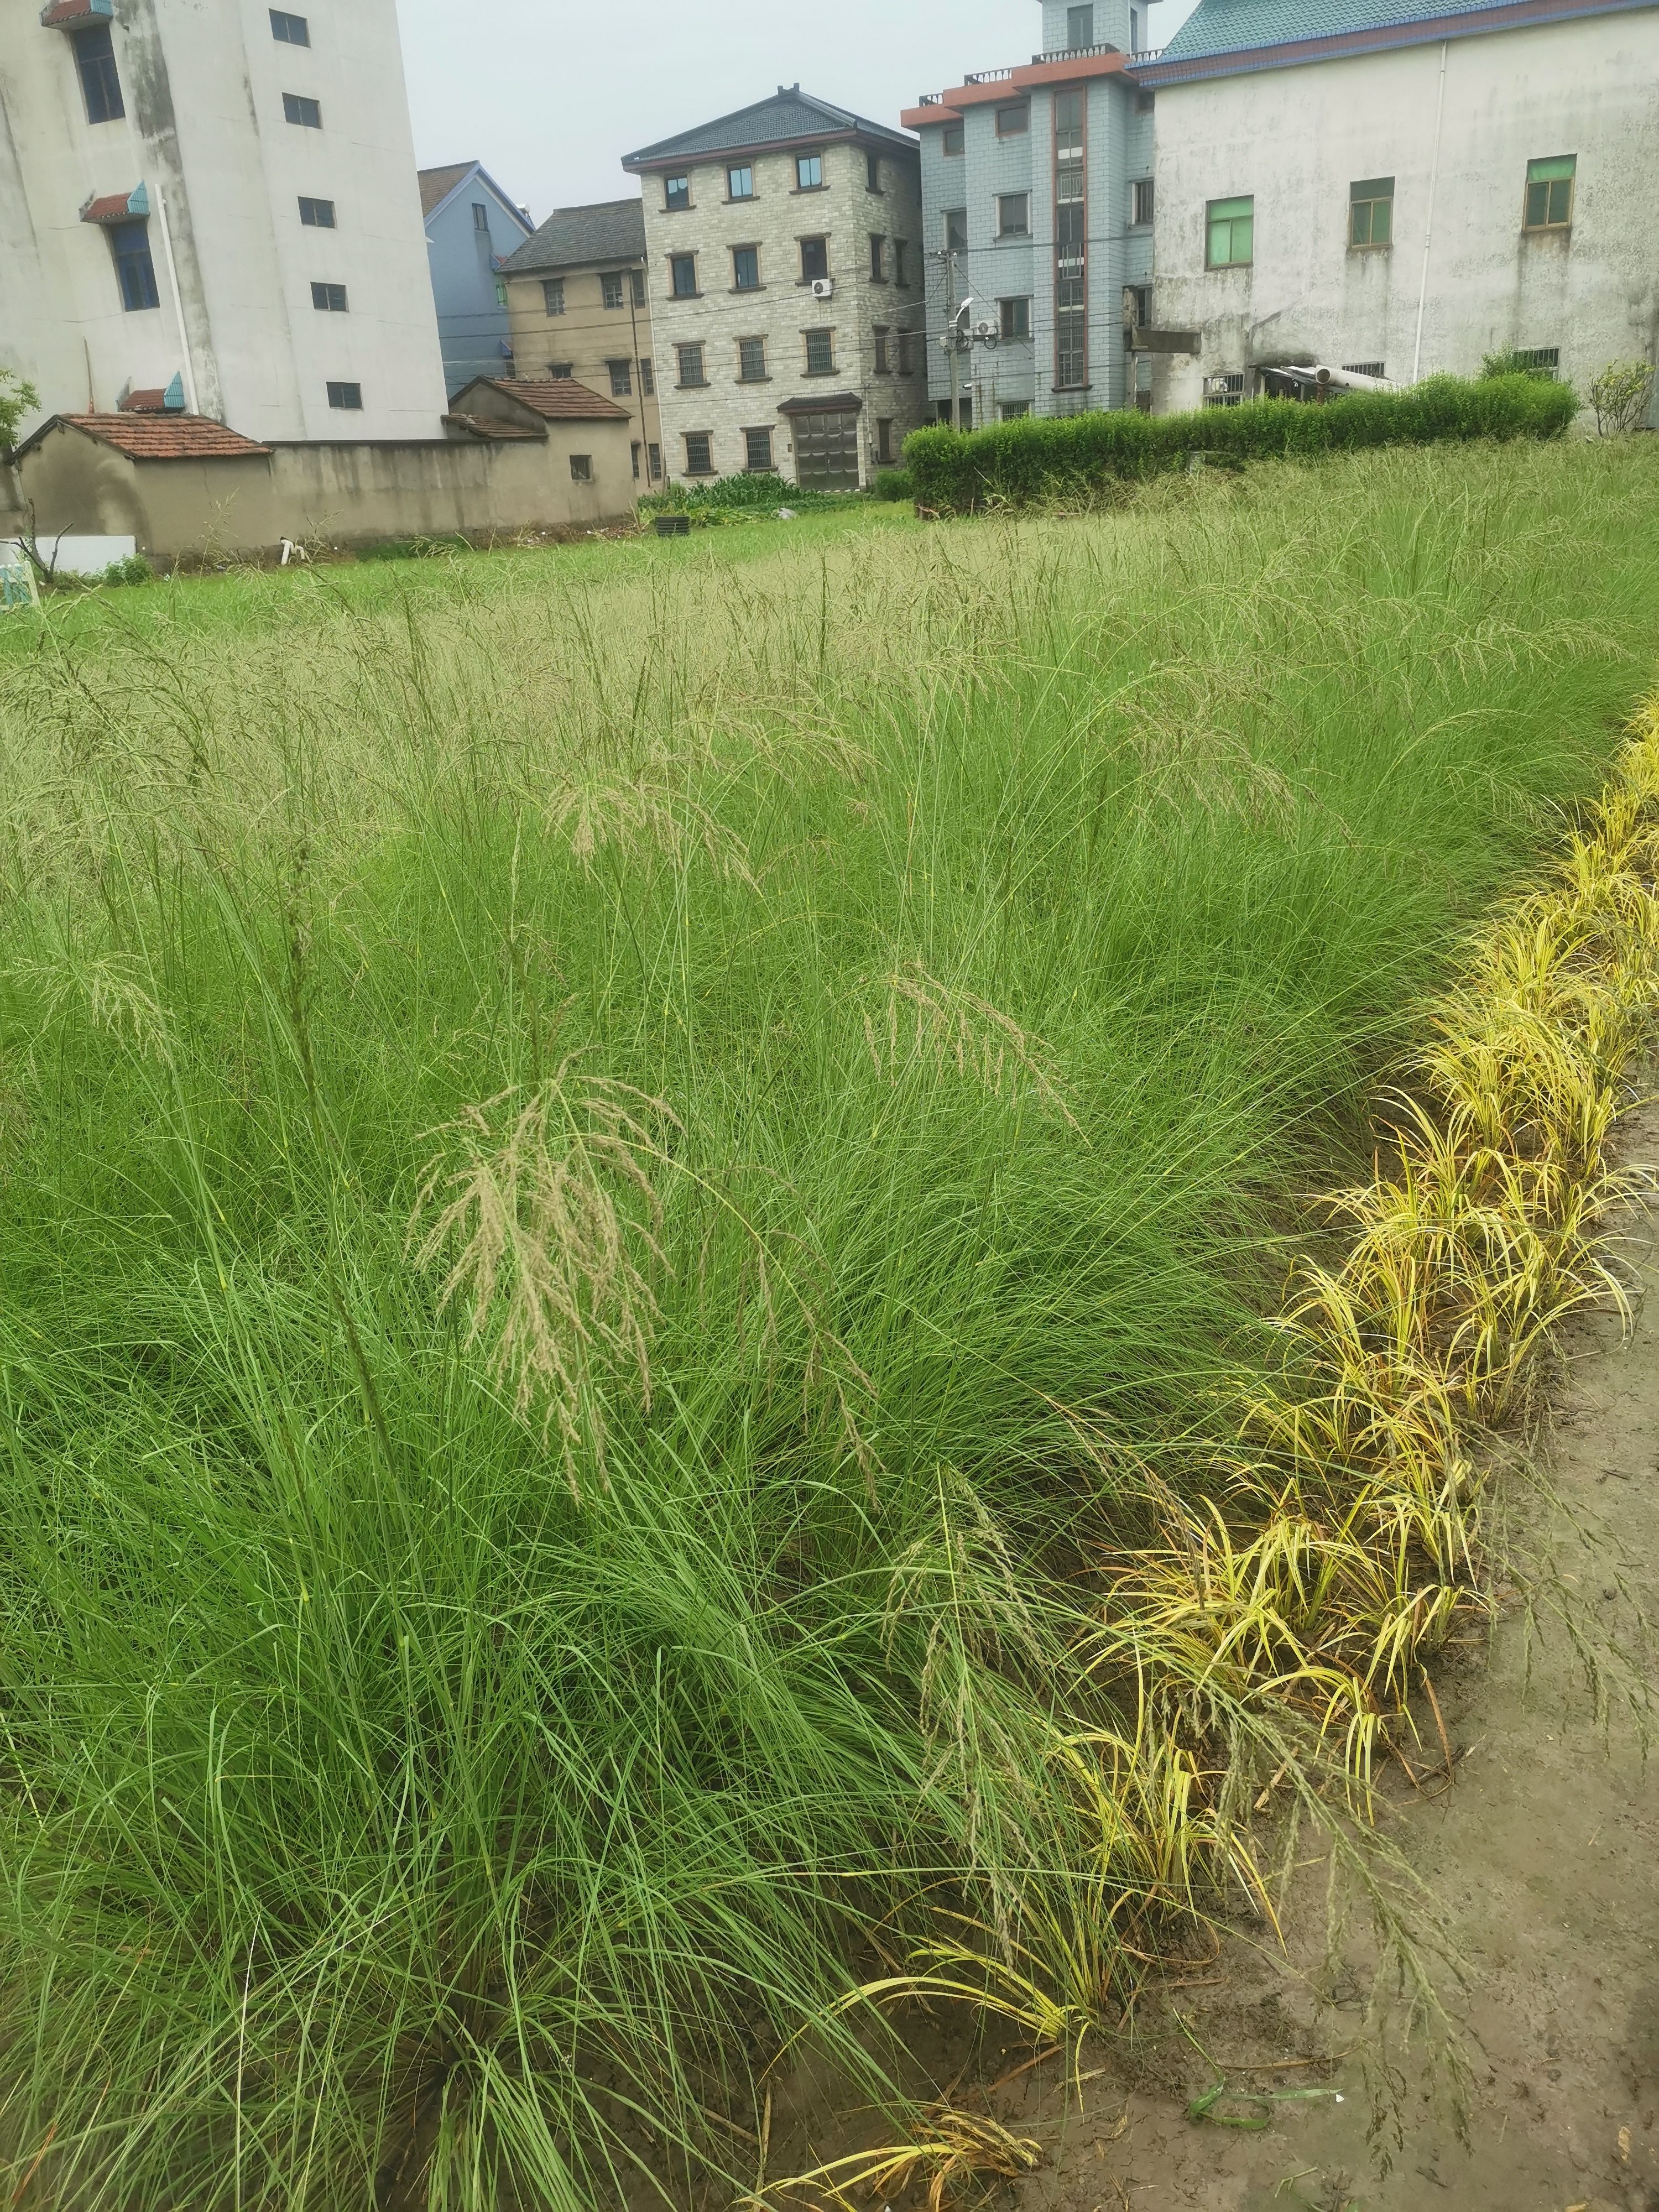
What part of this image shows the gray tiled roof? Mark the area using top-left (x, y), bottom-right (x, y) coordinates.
top-left (1162, 0), bottom-right (1630, 58)
top-left (623, 88), bottom-right (916, 167)
top-left (499, 198), bottom-right (647, 278)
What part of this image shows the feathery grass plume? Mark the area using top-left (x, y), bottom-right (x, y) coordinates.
top-left (863, 961), bottom-right (1078, 1129)
top-left (411, 1064), bottom-right (678, 1490)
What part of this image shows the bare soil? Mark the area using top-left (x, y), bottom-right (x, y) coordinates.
top-left (988, 1117), bottom-right (1659, 2212)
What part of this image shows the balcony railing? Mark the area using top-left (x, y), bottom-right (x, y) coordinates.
top-left (1031, 40), bottom-right (1120, 61)
top-left (962, 66), bottom-right (1018, 84)
top-left (915, 42), bottom-right (1167, 107)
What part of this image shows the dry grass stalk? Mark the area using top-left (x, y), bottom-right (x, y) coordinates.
top-left (409, 1062), bottom-right (679, 1494)
top-left (757, 2106), bottom-right (1042, 2212)
top-left (863, 962), bottom-right (1078, 1128)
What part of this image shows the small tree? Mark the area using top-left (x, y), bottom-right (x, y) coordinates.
top-left (1589, 357), bottom-right (1656, 437)
top-left (0, 367), bottom-right (39, 460)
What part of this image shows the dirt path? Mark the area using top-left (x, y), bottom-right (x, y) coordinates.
top-left (987, 1116), bottom-right (1659, 2212)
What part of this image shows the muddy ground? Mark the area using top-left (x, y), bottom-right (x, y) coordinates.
top-left (984, 1118), bottom-right (1659, 2212)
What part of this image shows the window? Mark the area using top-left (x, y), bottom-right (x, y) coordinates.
top-left (867, 152), bottom-right (883, 193)
top-left (570, 454), bottom-right (592, 483)
top-left (1000, 295), bottom-right (1031, 340)
top-left (638, 357), bottom-right (655, 395)
top-left (1131, 179), bottom-right (1155, 226)
top-left (1000, 400), bottom-right (1031, 420)
top-left (299, 196), bottom-right (336, 228)
top-left (601, 270), bottom-right (625, 309)
top-left (744, 427), bottom-right (774, 472)
top-left (669, 255), bottom-right (698, 299)
top-left (1343, 360), bottom-right (1386, 377)
top-left (728, 164), bottom-right (754, 200)
top-left (648, 442), bottom-right (662, 481)
top-left (1068, 4), bottom-right (1095, 46)
top-left (72, 24), bottom-right (124, 124)
top-left (1349, 176), bottom-right (1394, 248)
top-left (1206, 195), bottom-right (1254, 268)
top-left (548, 361), bottom-right (573, 379)
top-left (874, 326), bottom-right (890, 373)
top-left (1510, 346), bottom-right (1562, 375)
top-left (1203, 372), bottom-right (1246, 408)
top-left (877, 418), bottom-right (895, 462)
top-left (998, 193), bottom-right (1030, 238)
top-left (997, 102), bottom-right (1030, 138)
top-left (542, 277), bottom-right (566, 315)
top-left (327, 382), bottom-right (363, 410)
top-left (801, 236), bottom-right (830, 283)
top-left (943, 123), bottom-right (964, 156)
top-left (676, 341), bottom-right (707, 387)
top-left (665, 174), bottom-right (691, 212)
top-left (1525, 155), bottom-right (1575, 231)
top-left (110, 220), bottom-right (158, 312)
top-left (270, 8), bottom-right (309, 41)
top-left (607, 358), bottom-right (633, 397)
top-left (473, 202), bottom-right (490, 232)
top-left (632, 441), bottom-right (641, 481)
top-left (796, 153), bottom-right (824, 190)
top-left (870, 234), bottom-right (887, 280)
top-left (898, 332), bottom-right (916, 376)
top-left (284, 92), bottom-right (322, 128)
top-left (1055, 90), bottom-right (1087, 390)
top-left (805, 327), bottom-right (835, 375)
top-left (1125, 284), bottom-right (1152, 327)
top-left (311, 281), bottom-right (348, 312)
top-left (895, 240), bottom-right (910, 286)
top-left (630, 268), bottom-right (646, 307)
top-left (738, 336), bottom-right (768, 381)
top-left (944, 208), bottom-right (968, 253)
top-left (684, 432), bottom-right (714, 476)
top-left (1136, 88), bottom-right (1155, 114)
top-left (495, 279), bottom-right (508, 307)
top-left (733, 246), bottom-right (761, 291)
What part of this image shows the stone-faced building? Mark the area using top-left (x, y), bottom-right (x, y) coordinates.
top-left (1134, 0), bottom-right (1659, 413)
top-left (902, 3), bottom-right (1157, 425)
top-left (499, 199), bottom-right (664, 490)
top-left (622, 89), bottom-right (928, 490)
top-left (0, 0), bottom-right (448, 442)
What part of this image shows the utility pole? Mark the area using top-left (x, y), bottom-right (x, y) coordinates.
top-left (947, 247), bottom-right (962, 431)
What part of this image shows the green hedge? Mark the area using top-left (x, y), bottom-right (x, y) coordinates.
top-left (902, 373), bottom-right (1579, 513)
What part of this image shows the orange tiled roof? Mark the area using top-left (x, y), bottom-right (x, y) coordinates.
top-left (488, 377), bottom-right (630, 422)
top-left (61, 414), bottom-right (273, 460)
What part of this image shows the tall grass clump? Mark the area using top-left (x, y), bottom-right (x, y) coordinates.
top-left (0, 442), bottom-right (1657, 2210)
top-left (905, 371), bottom-right (1578, 512)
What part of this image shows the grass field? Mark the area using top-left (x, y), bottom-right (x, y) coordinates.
top-left (2, 442), bottom-right (1659, 2211)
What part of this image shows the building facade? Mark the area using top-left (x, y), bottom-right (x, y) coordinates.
top-left (622, 90), bottom-right (929, 490)
top-left (500, 200), bottom-right (664, 488)
top-left (0, 0), bottom-right (448, 443)
top-left (419, 161), bottom-right (535, 399)
top-left (1135, 0), bottom-right (1659, 413)
top-left (902, 3), bottom-right (1156, 424)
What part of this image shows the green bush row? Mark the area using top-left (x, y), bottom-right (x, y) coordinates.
top-left (902, 373), bottom-right (1579, 512)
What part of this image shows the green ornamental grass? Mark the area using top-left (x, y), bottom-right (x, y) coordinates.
top-left (0, 440), bottom-right (1655, 2210)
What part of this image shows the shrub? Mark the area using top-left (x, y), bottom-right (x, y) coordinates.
top-left (903, 374), bottom-right (1580, 513)
top-left (1589, 358), bottom-right (1656, 437)
top-left (638, 471), bottom-right (847, 524)
top-left (100, 554), bottom-right (155, 587)
top-left (357, 534), bottom-right (472, 563)
top-left (872, 467), bottom-right (914, 504)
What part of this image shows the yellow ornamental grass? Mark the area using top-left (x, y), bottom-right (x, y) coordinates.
top-left (1098, 691), bottom-right (1659, 1810)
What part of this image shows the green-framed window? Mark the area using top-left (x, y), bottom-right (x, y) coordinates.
top-left (1350, 176), bottom-right (1394, 247)
top-left (1524, 155), bottom-right (1575, 231)
top-left (1207, 195), bottom-right (1253, 268)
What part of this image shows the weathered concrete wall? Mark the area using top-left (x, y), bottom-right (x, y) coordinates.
top-left (0, 0), bottom-right (448, 442)
top-left (17, 422), bottom-right (637, 564)
top-left (639, 138), bottom-right (930, 487)
top-left (1148, 12), bottom-right (1659, 411)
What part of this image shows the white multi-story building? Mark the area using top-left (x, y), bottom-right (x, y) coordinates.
top-left (0, 0), bottom-right (448, 442)
top-left (1136, 0), bottom-right (1659, 411)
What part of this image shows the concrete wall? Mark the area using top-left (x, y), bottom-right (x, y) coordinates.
top-left (17, 419), bottom-right (637, 563)
top-left (504, 260), bottom-right (664, 484)
top-left (425, 173), bottom-right (533, 399)
top-left (1148, 11), bottom-right (1659, 411)
top-left (639, 138), bottom-right (930, 487)
top-left (0, 0), bottom-right (448, 442)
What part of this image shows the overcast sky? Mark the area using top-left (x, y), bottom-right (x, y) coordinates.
top-left (393, 0), bottom-right (1197, 221)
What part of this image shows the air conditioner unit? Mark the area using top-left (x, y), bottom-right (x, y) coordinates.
top-left (973, 319), bottom-right (999, 345)
top-left (811, 277), bottom-right (835, 301)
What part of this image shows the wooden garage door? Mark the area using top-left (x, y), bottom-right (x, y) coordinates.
top-left (792, 410), bottom-right (861, 492)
